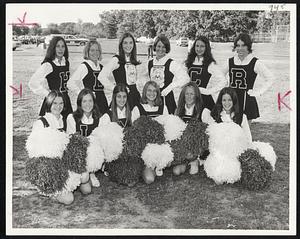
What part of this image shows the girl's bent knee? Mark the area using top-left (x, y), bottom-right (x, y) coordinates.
top-left (56, 192), bottom-right (74, 205)
top-left (80, 181), bottom-right (92, 195)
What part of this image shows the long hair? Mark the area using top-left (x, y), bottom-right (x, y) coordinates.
top-left (175, 82), bottom-right (203, 119)
top-left (83, 40), bottom-right (102, 61)
top-left (153, 34), bottom-right (171, 54)
top-left (73, 88), bottom-right (101, 124)
top-left (185, 36), bottom-right (215, 69)
top-left (211, 87), bottom-right (240, 123)
top-left (110, 84), bottom-right (132, 125)
top-left (44, 90), bottom-right (65, 113)
top-left (42, 36), bottom-right (69, 64)
top-left (233, 33), bottom-right (253, 53)
top-left (140, 81), bottom-right (162, 106)
top-left (118, 32), bottom-right (139, 65)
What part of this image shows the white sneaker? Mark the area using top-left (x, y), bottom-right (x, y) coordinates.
top-left (155, 168), bottom-right (163, 176)
top-left (90, 173), bottom-right (100, 187)
top-left (189, 160), bottom-right (199, 175)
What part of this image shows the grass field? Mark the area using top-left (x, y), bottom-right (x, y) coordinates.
top-left (10, 40), bottom-right (291, 231)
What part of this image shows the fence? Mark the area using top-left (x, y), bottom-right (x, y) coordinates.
top-left (252, 25), bottom-right (290, 43)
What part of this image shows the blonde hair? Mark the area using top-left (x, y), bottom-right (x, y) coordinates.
top-left (83, 40), bottom-right (102, 61)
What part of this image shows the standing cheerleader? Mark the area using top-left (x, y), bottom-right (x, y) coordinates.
top-left (29, 36), bottom-right (73, 122)
top-left (66, 88), bottom-right (102, 190)
top-left (185, 36), bottom-right (226, 111)
top-left (32, 90), bottom-right (73, 205)
top-left (173, 82), bottom-right (204, 175)
top-left (203, 87), bottom-right (252, 143)
top-left (98, 32), bottom-right (141, 110)
top-left (131, 81), bottom-right (168, 122)
top-left (99, 84), bottom-right (132, 128)
top-left (68, 40), bottom-right (108, 114)
top-left (145, 34), bottom-right (190, 114)
top-left (223, 33), bottom-right (273, 124)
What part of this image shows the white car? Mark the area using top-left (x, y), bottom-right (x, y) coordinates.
top-left (136, 36), bottom-right (147, 43)
top-left (176, 37), bottom-right (188, 47)
top-left (45, 34), bottom-right (89, 46)
top-left (13, 40), bottom-right (22, 51)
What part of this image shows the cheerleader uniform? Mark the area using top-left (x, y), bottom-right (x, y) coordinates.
top-left (131, 103), bottom-right (169, 122)
top-left (187, 57), bottom-right (226, 111)
top-left (225, 54), bottom-right (273, 120)
top-left (32, 112), bottom-right (65, 132)
top-left (66, 113), bottom-right (99, 137)
top-left (29, 57), bottom-right (73, 121)
top-left (68, 60), bottom-right (109, 114)
top-left (147, 55), bottom-right (190, 114)
top-left (99, 107), bottom-right (131, 128)
top-left (179, 104), bottom-right (204, 123)
top-left (98, 55), bottom-right (141, 110)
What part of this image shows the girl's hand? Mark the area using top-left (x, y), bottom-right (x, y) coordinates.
top-left (248, 89), bottom-right (260, 97)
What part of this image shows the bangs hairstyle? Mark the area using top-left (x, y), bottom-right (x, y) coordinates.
top-left (233, 33), bottom-right (253, 53)
top-left (73, 88), bottom-right (101, 124)
top-left (83, 40), bottom-right (102, 61)
top-left (141, 81), bottom-right (162, 106)
top-left (185, 35), bottom-right (216, 69)
top-left (118, 32), bottom-right (139, 65)
top-left (42, 36), bottom-right (69, 64)
top-left (211, 87), bottom-right (240, 123)
top-left (111, 84), bottom-right (132, 125)
top-left (153, 34), bottom-right (170, 54)
top-left (175, 82), bottom-right (203, 119)
top-left (44, 90), bottom-right (65, 113)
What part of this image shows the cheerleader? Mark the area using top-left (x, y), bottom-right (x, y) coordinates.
top-left (66, 88), bottom-right (102, 191)
top-left (173, 82), bottom-right (204, 175)
top-left (202, 87), bottom-right (252, 143)
top-left (131, 81), bottom-right (168, 184)
top-left (131, 81), bottom-right (168, 122)
top-left (185, 36), bottom-right (226, 111)
top-left (143, 34), bottom-right (190, 114)
top-left (68, 40), bottom-right (108, 114)
top-left (223, 33), bottom-right (274, 124)
top-left (29, 36), bottom-right (73, 122)
top-left (99, 84), bottom-right (132, 128)
top-left (98, 32), bottom-right (141, 110)
top-left (31, 90), bottom-right (73, 205)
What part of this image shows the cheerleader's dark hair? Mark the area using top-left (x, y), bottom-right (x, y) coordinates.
top-left (153, 34), bottom-right (171, 54)
top-left (42, 36), bottom-right (69, 64)
top-left (110, 84), bottom-right (132, 125)
top-left (185, 36), bottom-right (216, 69)
top-left (175, 82), bottom-right (203, 120)
top-left (118, 32), bottom-right (140, 65)
top-left (44, 90), bottom-right (65, 113)
top-left (233, 33), bottom-right (253, 53)
top-left (211, 87), bottom-right (240, 123)
top-left (73, 88), bottom-right (101, 124)
top-left (140, 81), bottom-right (162, 106)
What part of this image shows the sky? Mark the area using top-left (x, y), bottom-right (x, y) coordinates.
top-left (6, 3), bottom-right (288, 28)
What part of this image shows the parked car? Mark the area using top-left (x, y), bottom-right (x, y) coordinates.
top-left (13, 39), bottom-right (22, 51)
top-left (176, 37), bottom-right (188, 47)
top-left (45, 34), bottom-right (89, 47)
top-left (136, 36), bottom-right (147, 43)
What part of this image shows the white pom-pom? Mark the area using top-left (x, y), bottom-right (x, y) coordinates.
top-left (90, 122), bottom-right (124, 162)
top-left (64, 171), bottom-right (82, 192)
top-left (204, 151), bottom-right (241, 184)
top-left (154, 115), bottom-right (187, 141)
top-left (206, 122), bottom-right (250, 159)
top-left (26, 128), bottom-right (69, 158)
top-left (251, 141), bottom-right (277, 171)
top-left (141, 143), bottom-right (174, 171)
top-left (204, 122), bottom-right (249, 184)
top-left (85, 135), bottom-right (105, 172)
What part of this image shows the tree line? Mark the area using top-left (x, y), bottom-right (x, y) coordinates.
top-left (12, 10), bottom-right (289, 41)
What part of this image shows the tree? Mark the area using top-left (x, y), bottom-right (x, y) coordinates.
top-left (29, 24), bottom-right (42, 35)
